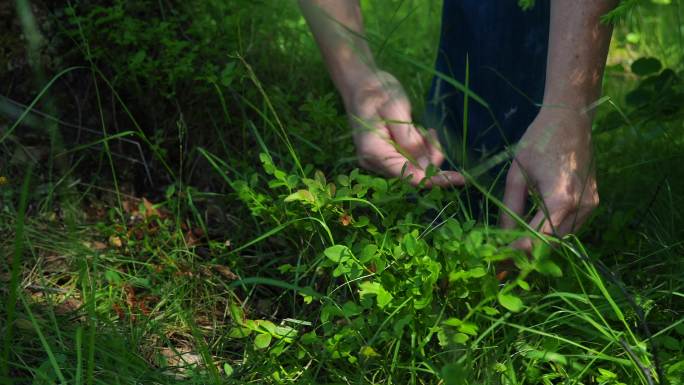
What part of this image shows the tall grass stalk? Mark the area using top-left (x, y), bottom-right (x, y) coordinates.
top-left (1, 166), bottom-right (32, 380)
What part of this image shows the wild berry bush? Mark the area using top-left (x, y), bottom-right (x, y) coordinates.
top-left (193, 144), bottom-right (661, 383)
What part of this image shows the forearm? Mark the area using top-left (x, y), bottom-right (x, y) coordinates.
top-left (543, 0), bottom-right (617, 114)
top-left (299, 0), bottom-right (377, 106)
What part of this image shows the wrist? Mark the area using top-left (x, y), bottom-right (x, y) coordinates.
top-left (330, 57), bottom-right (379, 108)
top-left (529, 106), bottom-right (593, 140)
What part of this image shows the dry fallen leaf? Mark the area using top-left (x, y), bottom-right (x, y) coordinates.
top-left (92, 241), bottom-right (107, 250)
top-left (54, 297), bottom-right (83, 316)
top-left (184, 230), bottom-right (199, 246)
top-left (124, 285), bottom-right (137, 309)
top-left (212, 265), bottom-right (239, 280)
top-left (158, 346), bottom-right (203, 369)
top-left (142, 197), bottom-right (159, 219)
top-left (122, 200), bottom-right (136, 215)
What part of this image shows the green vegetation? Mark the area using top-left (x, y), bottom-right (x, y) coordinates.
top-left (1, 1), bottom-right (683, 384)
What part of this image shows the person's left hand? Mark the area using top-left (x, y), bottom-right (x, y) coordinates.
top-left (500, 108), bottom-right (599, 250)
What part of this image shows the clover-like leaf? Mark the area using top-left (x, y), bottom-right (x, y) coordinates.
top-left (359, 281), bottom-right (393, 309)
top-left (284, 189), bottom-right (315, 204)
top-left (324, 244), bottom-right (351, 263)
top-left (254, 333), bottom-right (272, 350)
top-left (498, 292), bottom-right (524, 312)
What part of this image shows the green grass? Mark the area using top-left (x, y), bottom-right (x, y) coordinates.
top-left (1, 1), bottom-right (683, 384)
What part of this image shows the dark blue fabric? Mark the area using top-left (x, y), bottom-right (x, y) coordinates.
top-left (426, 0), bottom-right (550, 170)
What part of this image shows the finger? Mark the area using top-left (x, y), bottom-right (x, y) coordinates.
top-left (509, 200), bottom-right (571, 254)
top-left (556, 205), bottom-right (593, 237)
top-left (426, 128), bottom-right (445, 167)
top-left (528, 203), bottom-right (571, 237)
top-left (501, 161), bottom-right (529, 229)
top-left (556, 188), bottom-right (599, 236)
top-left (378, 154), bottom-right (427, 183)
top-left (380, 99), bottom-right (430, 161)
top-left (355, 132), bottom-right (422, 183)
top-left (427, 171), bottom-right (465, 187)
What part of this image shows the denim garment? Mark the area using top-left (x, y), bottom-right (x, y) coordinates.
top-left (426, 0), bottom-right (550, 171)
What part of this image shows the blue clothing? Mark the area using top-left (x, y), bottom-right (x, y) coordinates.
top-left (426, 0), bottom-right (550, 171)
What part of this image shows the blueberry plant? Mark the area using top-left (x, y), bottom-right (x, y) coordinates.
top-left (200, 145), bottom-right (616, 383)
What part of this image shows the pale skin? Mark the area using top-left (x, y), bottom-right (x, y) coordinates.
top-left (299, 0), bottom-right (616, 242)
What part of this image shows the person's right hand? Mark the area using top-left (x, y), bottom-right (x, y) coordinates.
top-left (345, 71), bottom-right (464, 188)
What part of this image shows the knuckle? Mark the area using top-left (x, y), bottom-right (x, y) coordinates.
top-left (402, 136), bottom-right (424, 152)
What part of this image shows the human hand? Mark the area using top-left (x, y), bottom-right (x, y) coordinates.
top-left (500, 108), bottom-right (599, 250)
top-left (345, 71), bottom-right (464, 187)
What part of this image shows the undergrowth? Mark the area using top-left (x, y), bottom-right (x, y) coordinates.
top-left (1, 1), bottom-right (683, 385)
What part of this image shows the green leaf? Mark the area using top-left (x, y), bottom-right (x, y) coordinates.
top-left (358, 281), bottom-right (393, 309)
top-left (661, 335), bottom-right (680, 351)
top-left (360, 244), bottom-right (378, 262)
top-left (518, 0), bottom-right (536, 10)
top-left (104, 269), bottom-right (122, 285)
top-left (324, 245), bottom-right (351, 263)
top-left (259, 153), bottom-right (276, 174)
top-left (256, 320), bottom-right (277, 334)
top-left (481, 306), bottom-right (500, 316)
top-left (632, 57), bottom-right (662, 76)
top-left (442, 318), bottom-right (462, 327)
top-left (598, 368), bottom-right (618, 381)
top-left (223, 362), bottom-right (234, 377)
top-left (300, 331), bottom-right (318, 345)
top-left (254, 333), bottom-right (272, 350)
top-left (393, 314), bottom-right (413, 335)
top-left (437, 328), bottom-right (449, 347)
top-left (337, 174), bottom-right (350, 186)
top-left (675, 323), bottom-right (684, 336)
top-left (535, 259), bottom-right (563, 277)
top-left (626, 32), bottom-right (640, 44)
top-left (342, 301), bottom-right (362, 318)
top-left (229, 302), bottom-right (245, 325)
top-left (468, 267), bottom-right (487, 278)
top-left (439, 219), bottom-right (463, 240)
top-left (498, 292), bottom-right (524, 312)
top-left (458, 322), bottom-right (479, 336)
top-left (402, 232), bottom-right (418, 256)
top-left (449, 267), bottom-right (487, 282)
top-left (227, 327), bottom-right (252, 338)
top-left (274, 325), bottom-right (297, 338)
top-left (284, 189), bottom-right (315, 204)
top-left (452, 333), bottom-right (470, 344)
top-left (359, 345), bottom-right (380, 358)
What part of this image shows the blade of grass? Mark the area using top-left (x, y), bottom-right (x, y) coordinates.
top-left (1, 165), bottom-right (32, 379)
top-left (19, 294), bottom-right (67, 384)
